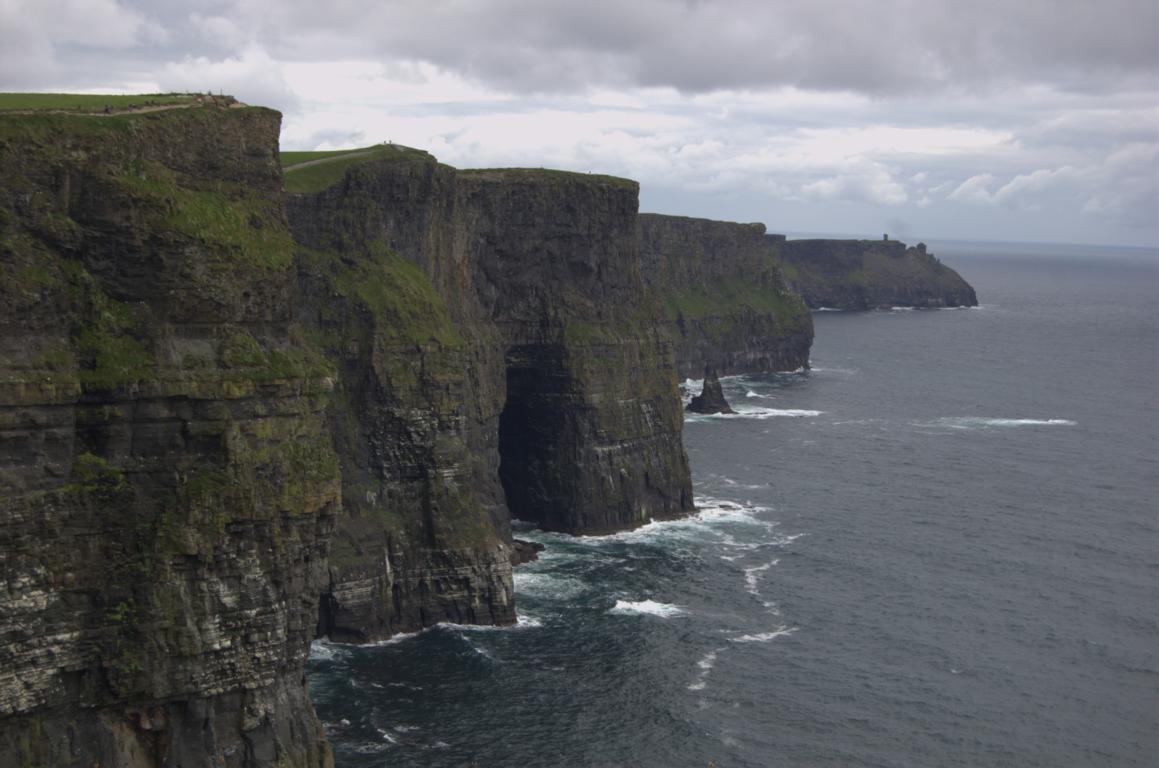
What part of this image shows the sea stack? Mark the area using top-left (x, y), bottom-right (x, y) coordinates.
top-left (687, 365), bottom-right (736, 414)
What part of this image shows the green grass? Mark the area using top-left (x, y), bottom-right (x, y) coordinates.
top-left (299, 244), bottom-right (462, 347)
top-left (280, 146), bottom-right (381, 167)
top-left (0, 92), bottom-right (200, 112)
top-left (458, 167), bottom-right (637, 188)
top-left (112, 161), bottom-right (294, 270)
top-left (664, 279), bottom-right (806, 323)
top-left (281, 144), bottom-right (432, 193)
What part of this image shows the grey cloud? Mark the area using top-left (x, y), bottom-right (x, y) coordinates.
top-left (225, 0), bottom-right (1158, 95)
top-left (8, 0), bottom-right (1154, 96)
top-left (1, 0), bottom-right (1153, 246)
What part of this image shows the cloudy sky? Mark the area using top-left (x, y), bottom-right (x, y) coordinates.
top-left (3, 0), bottom-right (1157, 247)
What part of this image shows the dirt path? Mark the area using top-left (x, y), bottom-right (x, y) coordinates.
top-left (0, 98), bottom-right (247, 117)
top-left (282, 148), bottom-right (381, 172)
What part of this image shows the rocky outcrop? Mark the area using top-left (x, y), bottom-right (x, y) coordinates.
top-left (0, 107), bottom-right (338, 767)
top-left (638, 214), bottom-right (813, 378)
top-left (511, 539), bottom-right (546, 565)
top-left (687, 366), bottom-right (735, 414)
top-left (779, 238), bottom-right (977, 309)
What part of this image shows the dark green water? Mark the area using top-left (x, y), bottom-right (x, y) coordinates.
top-left (308, 242), bottom-right (1159, 767)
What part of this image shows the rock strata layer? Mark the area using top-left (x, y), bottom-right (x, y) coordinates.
top-left (284, 151), bottom-right (695, 641)
top-left (3, 104), bottom-right (983, 767)
top-left (0, 107), bottom-right (338, 767)
top-left (779, 238), bottom-right (978, 309)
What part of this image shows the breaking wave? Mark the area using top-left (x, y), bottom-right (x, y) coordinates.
top-left (513, 571), bottom-right (590, 600)
top-left (610, 599), bottom-right (686, 617)
top-left (928, 416), bottom-right (1077, 429)
top-left (686, 406), bottom-right (824, 422)
top-left (731, 627), bottom-right (797, 643)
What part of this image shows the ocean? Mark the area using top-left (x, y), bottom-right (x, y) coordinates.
top-left (306, 241), bottom-right (1159, 767)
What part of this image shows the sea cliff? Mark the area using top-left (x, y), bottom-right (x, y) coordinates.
top-left (639, 213), bottom-right (812, 377)
top-left (286, 149), bottom-right (694, 642)
top-left (0, 106), bottom-right (337, 767)
top-left (0, 99), bottom-right (980, 767)
top-left (779, 237), bottom-right (978, 309)
top-left (0, 103), bottom-right (701, 762)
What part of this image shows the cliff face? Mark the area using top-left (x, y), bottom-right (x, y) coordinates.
top-left (460, 172), bottom-right (693, 535)
top-left (0, 108), bottom-right (338, 767)
top-left (286, 152), bottom-right (516, 642)
top-left (284, 154), bottom-right (693, 642)
top-left (779, 238), bottom-right (978, 309)
top-left (638, 214), bottom-right (813, 378)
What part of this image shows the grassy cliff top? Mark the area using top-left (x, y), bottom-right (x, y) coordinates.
top-left (458, 167), bottom-right (637, 188)
top-left (0, 92), bottom-right (228, 113)
top-left (639, 211), bottom-right (767, 231)
top-left (281, 143), bottom-right (434, 194)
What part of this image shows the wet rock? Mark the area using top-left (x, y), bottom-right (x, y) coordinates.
top-left (686, 366), bottom-right (732, 414)
top-left (511, 539), bottom-right (546, 565)
top-left (687, 366), bottom-right (736, 414)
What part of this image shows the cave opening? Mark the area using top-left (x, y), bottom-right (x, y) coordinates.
top-left (497, 345), bottom-right (570, 531)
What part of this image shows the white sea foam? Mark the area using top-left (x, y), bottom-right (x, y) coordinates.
top-left (890, 306), bottom-right (917, 311)
top-left (743, 560), bottom-right (779, 595)
top-left (696, 498), bottom-right (771, 525)
top-left (931, 416), bottom-right (1077, 429)
top-left (353, 743), bottom-right (391, 754)
top-left (719, 533), bottom-right (763, 551)
top-left (538, 497), bottom-right (771, 548)
top-left (513, 571), bottom-right (589, 600)
top-left (309, 640), bottom-right (346, 660)
top-left (687, 405), bottom-right (824, 422)
top-left (314, 628), bottom-right (431, 652)
top-left (815, 307), bottom-right (844, 312)
top-left (462, 639), bottom-right (493, 659)
top-left (610, 599), bottom-right (685, 617)
top-left (452, 613), bottom-right (543, 631)
top-left (731, 627), bottom-right (797, 643)
top-left (688, 648), bottom-right (722, 691)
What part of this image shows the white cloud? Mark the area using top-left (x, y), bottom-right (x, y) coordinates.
top-left (949, 168), bottom-right (1079, 206)
top-left (0, 0), bottom-right (1154, 245)
top-left (189, 13), bottom-right (248, 50)
top-left (159, 46), bottom-right (298, 110)
top-left (801, 166), bottom-right (909, 206)
top-left (0, 0), bottom-right (166, 84)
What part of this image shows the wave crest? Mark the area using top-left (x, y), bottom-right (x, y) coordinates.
top-left (610, 599), bottom-right (685, 617)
